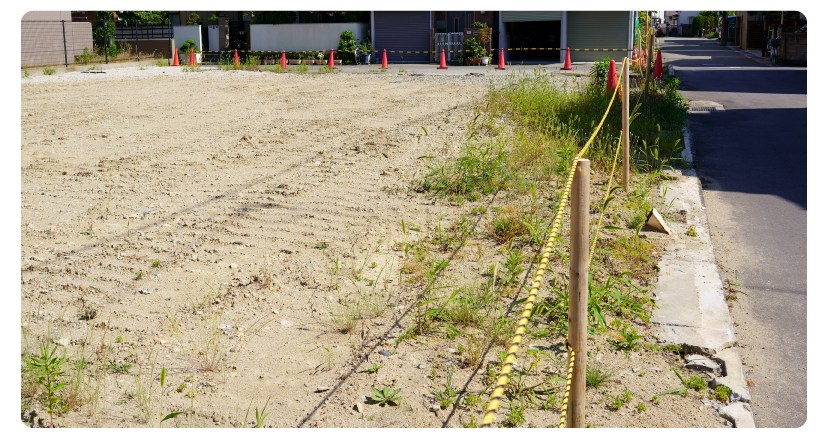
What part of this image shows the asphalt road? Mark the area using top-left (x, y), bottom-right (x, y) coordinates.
top-left (659, 37), bottom-right (807, 427)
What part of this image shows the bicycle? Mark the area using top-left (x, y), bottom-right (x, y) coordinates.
top-left (768, 37), bottom-right (780, 66)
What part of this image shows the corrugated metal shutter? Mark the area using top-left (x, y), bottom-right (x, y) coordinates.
top-left (502, 11), bottom-right (561, 22)
top-left (567, 11), bottom-right (630, 62)
top-left (374, 11), bottom-right (429, 63)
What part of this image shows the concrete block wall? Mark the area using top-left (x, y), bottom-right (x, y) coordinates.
top-left (250, 22), bottom-right (369, 52)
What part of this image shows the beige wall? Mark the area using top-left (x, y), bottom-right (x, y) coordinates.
top-left (21, 11), bottom-right (93, 68)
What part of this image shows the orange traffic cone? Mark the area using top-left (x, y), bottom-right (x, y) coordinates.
top-left (189, 48), bottom-right (195, 66)
top-left (280, 51), bottom-right (286, 69)
top-left (329, 49), bottom-right (335, 68)
top-left (234, 49), bottom-right (240, 67)
top-left (653, 49), bottom-right (663, 79)
top-left (437, 49), bottom-right (448, 69)
top-left (560, 47), bottom-right (573, 70)
top-left (639, 47), bottom-right (646, 69)
top-left (495, 48), bottom-right (506, 70)
top-left (631, 46), bottom-right (639, 66)
top-left (381, 49), bottom-right (389, 69)
top-left (607, 59), bottom-right (618, 92)
top-left (172, 48), bottom-right (180, 66)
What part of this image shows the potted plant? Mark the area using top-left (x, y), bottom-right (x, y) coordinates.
top-left (461, 38), bottom-right (486, 65)
top-left (300, 52), bottom-right (314, 64)
top-left (338, 30), bottom-right (357, 63)
top-left (179, 39), bottom-right (202, 64)
top-left (317, 51), bottom-right (327, 65)
top-left (359, 40), bottom-right (373, 64)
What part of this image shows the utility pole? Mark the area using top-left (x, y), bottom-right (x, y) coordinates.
top-left (720, 11), bottom-right (728, 46)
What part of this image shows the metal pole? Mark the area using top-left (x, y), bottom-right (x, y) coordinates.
top-left (622, 60), bottom-right (630, 191)
top-left (135, 19), bottom-right (140, 61)
top-left (61, 20), bottom-right (68, 68)
top-left (568, 158), bottom-right (590, 428)
top-left (104, 20), bottom-right (109, 64)
top-left (762, 20), bottom-right (767, 57)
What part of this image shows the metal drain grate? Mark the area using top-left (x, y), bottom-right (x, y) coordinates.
top-left (689, 106), bottom-right (717, 112)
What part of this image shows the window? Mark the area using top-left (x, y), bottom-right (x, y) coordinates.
top-left (169, 13), bottom-right (180, 26)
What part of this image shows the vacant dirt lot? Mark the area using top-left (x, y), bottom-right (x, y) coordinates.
top-left (21, 67), bottom-right (729, 428)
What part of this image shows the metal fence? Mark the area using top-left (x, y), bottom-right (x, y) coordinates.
top-left (21, 19), bottom-right (174, 69)
top-left (434, 32), bottom-right (464, 62)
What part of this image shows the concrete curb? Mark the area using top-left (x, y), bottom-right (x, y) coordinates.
top-left (650, 126), bottom-right (755, 427)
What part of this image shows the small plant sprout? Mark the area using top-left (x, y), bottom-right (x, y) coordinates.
top-left (365, 363), bottom-right (382, 374)
top-left (637, 401), bottom-right (647, 412)
top-left (315, 242), bottom-right (329, 250)
top-left (134, 271), bottom-right (143, 280)
top-left (368, 387), bottom-right (403, 406)
top-left (152, 259), bottom-right (161, 268)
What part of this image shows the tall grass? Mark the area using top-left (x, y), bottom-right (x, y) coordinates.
top-left (484, 67), bottom-right (688, 168)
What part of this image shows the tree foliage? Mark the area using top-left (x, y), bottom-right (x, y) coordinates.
top-left (250, 11), bottom-right (297, 25)
top-left (117, 11), bottom-right (167, 25)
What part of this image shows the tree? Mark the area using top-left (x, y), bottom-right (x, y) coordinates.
top-left (250, 11), bottom-right (296, 24)
top-left (117, 11), bottom-right (167, 25)
top-left (186, 13), bottom-right (200, 25)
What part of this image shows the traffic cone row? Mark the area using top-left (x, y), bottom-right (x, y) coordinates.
top-left (234, 49), bottom-right (240, 67)
top-left (329, 49), bottom-right (335, 68)
top-left (189, 48), bottom-right (196, 66)
top-left (438, 49), bottom-right (447, 69)
top-left (172, 48), bottom-right (180, 66)
top-left (280, 51), bottom-right (287, 69)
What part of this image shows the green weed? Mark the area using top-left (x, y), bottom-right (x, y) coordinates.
top-left (586, 361), bottom-right (614, 388)
top-left (368, 387), bottom-right (403, 407)
top-left (23, 341), bottom-right (68, 424)
top-left (43, 67), bottom-right (56, 75)
top-left (713, 385), bottom-right (731, 402)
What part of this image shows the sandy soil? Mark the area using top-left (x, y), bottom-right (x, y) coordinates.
top-left (21, 66), bottom-right (731, 428)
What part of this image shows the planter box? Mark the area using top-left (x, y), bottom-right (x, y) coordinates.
top-left (464, 58), bottom-right (482, 65)
top-left (303, 59), bottom-right (315, 65)
top-left (317, 60), bottom-right (328, 65)
top-left (287, 59), bottom-right (300, 65)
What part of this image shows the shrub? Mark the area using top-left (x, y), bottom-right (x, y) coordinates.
top-left (186, 13), bottom-right (200, 25)
top-left (74, 47), bottom-right (94, 64)
top-left (338, 30), bottom-right (357, 63)
top-left (460, 38), bottom-right (486, 61)
top-left (589, 57), bottom-right (611, 88)
top-left (179, 39), bottom-right (199, 55)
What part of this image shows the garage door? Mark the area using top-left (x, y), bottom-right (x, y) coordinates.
top-left (374, 11), bottom-right (430, 63)
top-left (501, 11), bottom-right (561, 22)
top-left (567, 11), bottom-right (631, 62)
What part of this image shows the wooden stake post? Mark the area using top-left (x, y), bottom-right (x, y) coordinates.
top-left (643, 34), bottom-right (655, 97)
top-left (622, 60), bottom-right (630, 191)
top-left (568, 158), bottom-right (590, 428)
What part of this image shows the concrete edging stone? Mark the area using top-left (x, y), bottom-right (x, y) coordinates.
top-left (649, 125), bottom-right (755, 427)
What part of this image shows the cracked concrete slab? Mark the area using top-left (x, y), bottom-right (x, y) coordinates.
top-left (712, 347), bottom-right (752, 403)
top-left (719, 402), bottom-right (756, 428)
top-left (650, 127), bottom-right (754, 426)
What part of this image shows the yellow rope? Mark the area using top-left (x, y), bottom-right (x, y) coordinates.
top-left (480, 60), bottom-right (625, 428)
top-left (558, 344), bottom-right (575, 428)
